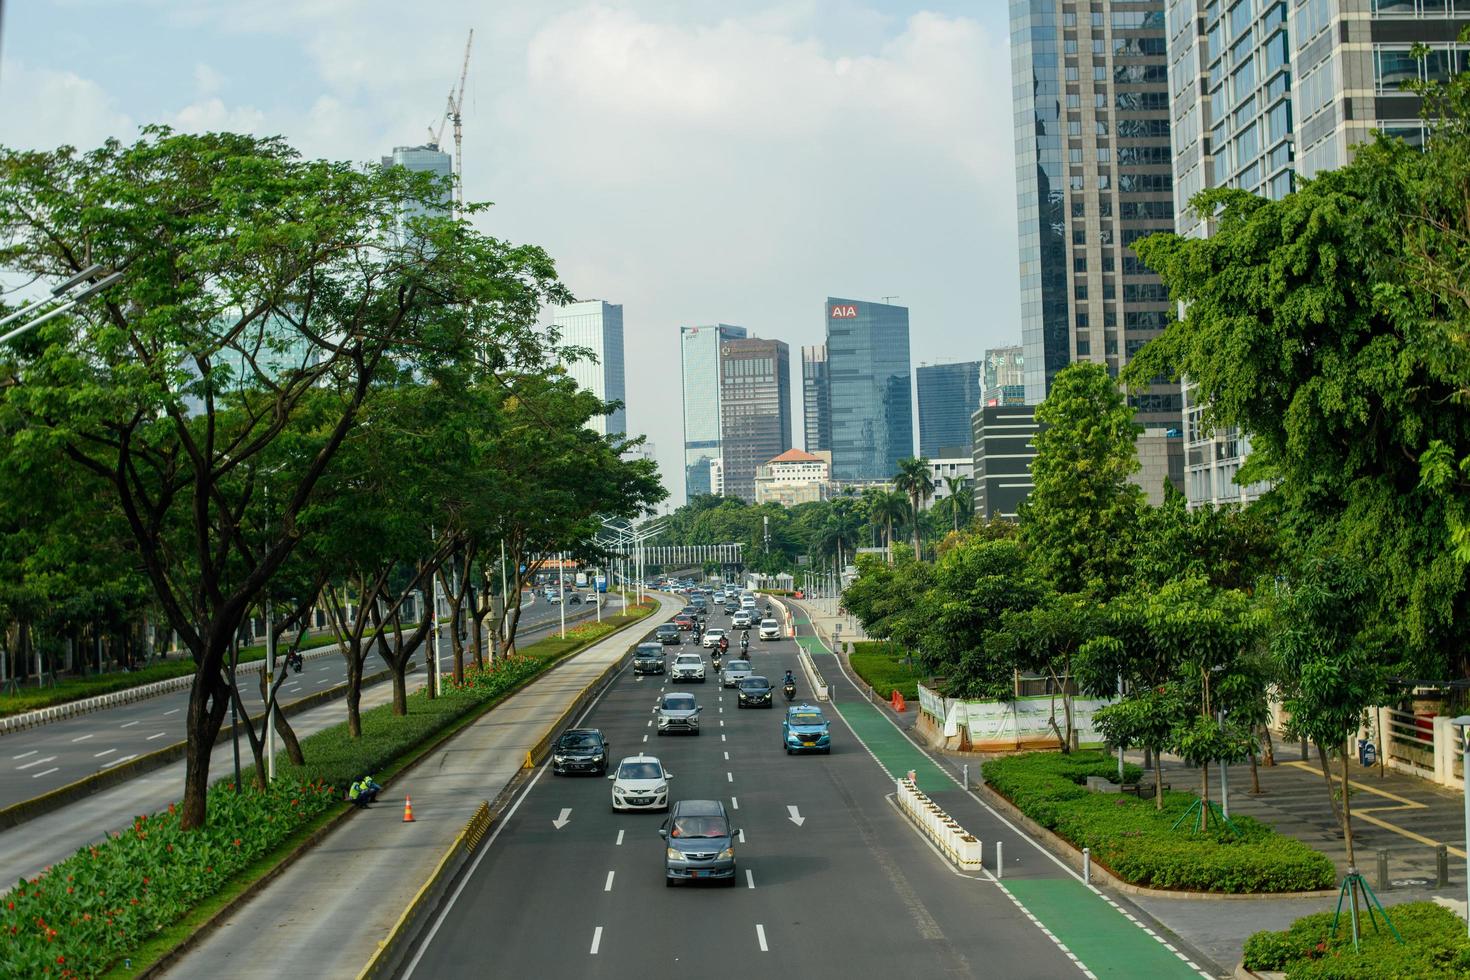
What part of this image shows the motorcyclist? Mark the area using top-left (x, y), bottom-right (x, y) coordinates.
top-left (740, 632), bottom-right (749, 652)
top-left (783, 669), bottom-right (796, 701)
top-left (718, 635), bottom-right (729, 654)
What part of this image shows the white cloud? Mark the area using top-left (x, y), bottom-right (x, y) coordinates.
top-left (0, 61), bottom-right (135, 151)
top-left (194, 62), bottom-right (224, 96)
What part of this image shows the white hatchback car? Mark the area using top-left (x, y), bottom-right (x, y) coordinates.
top-left (609, 755), bottom-right (672, 811)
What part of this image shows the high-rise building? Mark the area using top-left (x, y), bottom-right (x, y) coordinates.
top-left (553, 300), bottom-right (626, 437)
top-left (971, 404), bottom-right (1041, 520)
top-left (982, 345), bottom-right (1026, 406)
top-left (801, 344), bottom-right (832, 454)
top-left (824, 297), bottom-right (914, 481)
top-left (1165, 0), bottom-right (1469, 507)
top-left (718, 337), bottom-right (792, 502)
top-left (380, 144), bottom-right (452, 242)
top-left (680, 324), bottom-right (748, 501)
top-left (916, 361), bottom-right (982, 458)
top-left (1009, 0), bottom-right (1181, 429)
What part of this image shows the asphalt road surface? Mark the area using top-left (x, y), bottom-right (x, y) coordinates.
top-left (403, 599), bottom-right (1079, 980)
top-left (0, 593), bottom-right (594, 810)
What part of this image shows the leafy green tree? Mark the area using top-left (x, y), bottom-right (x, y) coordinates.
top-left (0, 130), bottom-right (565, 828)
top-left (893, 457), bottom-right (935, 560)
top-left (866, 489), bottom-right (908, 563)
top-left (991, 591), bottom-right (1100, 752)
top-left (1131, 485), bottom-right (1281, 593)
top-left (842, 553), bottom-right (932, 654)
top-left (1020, 362), bottom-right (1143, 599)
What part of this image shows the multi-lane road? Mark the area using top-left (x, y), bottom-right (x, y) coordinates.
top-left (0, 593), bottom-right (588, 809)
top-left (401, 598), bottom-right (1085, 979)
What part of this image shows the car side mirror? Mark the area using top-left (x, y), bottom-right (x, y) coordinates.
top-left (665, 773), bottom-right (674, 779)
top-left (606, 774), bottom-right (616, 780)
top-left (658, 829), bottom-right (668, 839)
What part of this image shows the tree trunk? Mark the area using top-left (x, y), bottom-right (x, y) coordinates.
top-left (1249, 744), bottom-right (1262, 795)
top-left (1262, 724), bottom-right (1276, 766)
top-left (346, 651), bottom-right (364, 737)
top-left (1199, 763), bottom-right (1211, 831)
top-left (391, 668), bottom-right (408, 715)
top-left (179, 665), bottom-right (231, 829)
top-left (1154, 752), bottom-right (1165, 811)
top-left (257, 669), bottom-right (305, 766)
top-left (1318, 743), bottom-right (1345, 830)
top-left (1340, 747), bottom-right (1357, 868)
top-left (911, 492), bottom-right (922, 561)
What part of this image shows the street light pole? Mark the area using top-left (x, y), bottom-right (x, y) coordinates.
top-left (559, 553), bottom-right (566, 638)
top-left (0, 266), bottom-right (123, 346)
top-left (1453, 716), bottom-right (1470, 937)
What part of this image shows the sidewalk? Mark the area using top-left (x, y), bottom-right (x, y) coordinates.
top-left (160, 593), bottom-right (678, 980)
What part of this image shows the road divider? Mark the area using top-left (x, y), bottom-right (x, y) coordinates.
top-left (894, 774), bottom-right (983, 872)
top-left (770, 596), bottom-right (828, 701)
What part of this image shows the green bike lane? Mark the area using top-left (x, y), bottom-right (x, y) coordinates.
top-left (790, 611), bottom-right (1208, 979)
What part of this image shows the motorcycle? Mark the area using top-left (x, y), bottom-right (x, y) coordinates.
top-left (286, 650), bottom-right (304, 674)
top-left (712, 653), bottom-right (722, 671)
top-left (783, 681), bottom-right (796, 702)
top-left (740, 634), bottom-right (749, 654)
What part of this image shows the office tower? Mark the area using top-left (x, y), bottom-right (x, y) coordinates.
top-left (801, 344), bottom-right (831, 454)
top-left (380, 144), bottom-right (453, 242)
top-left (718, 337), bottom-right (792, 503)
top-left (982, 345), bottom-right (1027, 406)
top-left (916, 361), bottom-right (982, 458)
top-left (1009, 0), bottom-right (1180, 428)
top-left (552, 300), bottom-right (626, 437)
top-left (824, 297), bottom-right (914, 481)
top-left (971, 404), bottom-right (1040, 520)
top-left (1167, 0), bottom-right (1470, 506)
top-left (680, 324), bottom-right (749, 501)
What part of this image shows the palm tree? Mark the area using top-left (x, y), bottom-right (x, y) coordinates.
top-left (813, 505), bottom-right (862, 579)
top-left (942, 476), bottom-right (972, 533)
top-left (867, 489), bottom-right (908, 563)
top-left (893, 457), bottom-right (935, 560)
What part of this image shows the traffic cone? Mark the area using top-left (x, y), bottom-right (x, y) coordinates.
top-left (402, 795), bottom-right (415, 822)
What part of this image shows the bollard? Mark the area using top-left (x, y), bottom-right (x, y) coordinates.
top-left (962, 763), bottom-right (969, 790)
top-left (997, 840), bottom-right (1004, 880)
top-left (1438, 844), bottom-right (1450, 888)
top-left (1083, 847), bottom-right (1091, 885)
top-left (1376, 849), bottom-right (1390, 892)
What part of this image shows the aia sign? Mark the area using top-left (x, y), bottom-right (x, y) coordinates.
top-left (830, 304), bottom-right (858, 319)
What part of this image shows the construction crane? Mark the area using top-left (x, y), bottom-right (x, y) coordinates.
top-left (444, 29), bottom-right (474, 216)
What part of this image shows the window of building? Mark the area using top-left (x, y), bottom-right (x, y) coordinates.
top-left (1075, 284), bottom-right (1089, 301)
top-left (1076, 338), bottom-right (1092, 355)
top-left (1094, 65), bottom-right (1108, 82)
top-left (1074, 255), bottom-right (1088, 272)
top-left (1069, 147), bottom-right (1084, 163)
top-left (1102, 255), bottom-right (1116, 272)
top-left (1375, 46), bottom-right (1419, 92)
top-left (1073, 229), bottom-right (1087, 245)
top-left (1072, 200), bottom-right (1085, 217)
top-left (1069, 118), bottom-right (1083, 136)
top-left (1065, 38), bottom-right (1078, 54)
top-left (1104, 310), bottom-right (1118, 328)
top-left (1068, 93), bottom-right (1082, 108)
top-left (1103, 281), bottom-right (1116, 300)
top-left (1067, 65), bottom-right (1080, 81)
top-left (1099, 199), bottom-right (1113, 217)
top-left (1076, 312), bottom-right (1090, 328)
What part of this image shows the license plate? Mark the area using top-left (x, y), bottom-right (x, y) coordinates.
top-left (690, 870), bottom-right (702, 878)
top-left (802, 741), bottom-right (815, 746)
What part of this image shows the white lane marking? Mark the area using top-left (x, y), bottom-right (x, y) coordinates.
top-left (11, 750), bottom-right (36, 760)
top-left (16, 755), bottom-right (57, 770)
top-left (719, 720), bottom-right (724, 727)
top-left (730, 796), bottom-right (739, 809)
top-left (646, 720), bottom-right (651, 728)
top-left (739, 829), bottom-right (746, 843)
top-left (146, 732), bottom-right (168, 740)
top-left (642, 734), bottom-right (648, 743)
top-left (100, 753), bottom-right (137, 769)
top-left (718, 707), bottom-right (723, 713)
top-left (756, 924), bottom-right (768, 951)
top-left (746, 868), bottom-right (755, 889)
top-left (163, 708), bottom-right (180, 716)
top-left (723, 751), bottom-right (729, 760)
top-left (604, 871), bottom-right (615, 892)
top-left (94, 748), bottom-right (116, 758)
top-left (616, 830), bottom-right (624, 846)
top-left (70, 734), bottom-right (94, 743)
top-left (726, 772), bottom-right (733, 783)
top-left (590, 926), bottom-right (603, 955)
top-left (120, 721), bottom-right (140, 728)
top-left (31, 767), bottom-right (60, 778)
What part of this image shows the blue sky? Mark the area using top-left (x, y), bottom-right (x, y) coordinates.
top-left (1, 1), bottom-right (1020, 505)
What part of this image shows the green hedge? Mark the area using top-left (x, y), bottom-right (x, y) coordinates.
top-left (983, 751), bottom-right (1337, 894)
top-left (848, 640), bottom-right (927, 701)
top-left (1243, 902), bottom-right (1470, 978)
top-left (0, 603), bottom-right (654, 978)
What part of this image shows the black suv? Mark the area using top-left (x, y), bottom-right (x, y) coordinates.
top-left (736, 675), bottom-right (774, 708)
top-left (552, 729), bottom-right (609, 775)
top-left (655, 624), bottom-right (682, 645)
top-left (633, 642), bottom-right (665, 674)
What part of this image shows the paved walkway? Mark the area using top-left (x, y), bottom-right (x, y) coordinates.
top-left (161, 594), bottom-right (679, 980)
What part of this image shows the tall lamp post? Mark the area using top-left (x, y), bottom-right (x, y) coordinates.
top-left (1453, 715), bottom-right (1470, 936)
top-left (0, 264), bottom-right (125, 345)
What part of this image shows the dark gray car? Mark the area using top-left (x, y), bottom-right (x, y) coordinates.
top-left (660, 799), bottom-right (737, 885)
top-left (654, 692), bottom-right (702, 735)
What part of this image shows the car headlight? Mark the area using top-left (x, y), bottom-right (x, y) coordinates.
top-left (718, 847), bottom-right (735, 860)
top-left (553, 754), bottom-right (566, 763)
top-left (655, 784), bottom-right (667, 794)
top-left (666, 847), bottom-right (682, 861)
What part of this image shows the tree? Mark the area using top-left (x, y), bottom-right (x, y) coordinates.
top-left (991, 591), bottom-right (1100, 752)
top-left (939, 476), bottom-right (974, 535)
top-left (1020, 362), bottom-right (1143, 599)
top-left (866, 489), bottom-right (908, 563)
top-left (842, 553), bottom-right (932, 655)
top-left (893, 458), bottom-right (935, 560)
top-left (0, 130), bottom-right (566, 828)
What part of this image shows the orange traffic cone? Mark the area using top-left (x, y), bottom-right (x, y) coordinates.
top-left (402, 795), bottom-right (415, 823)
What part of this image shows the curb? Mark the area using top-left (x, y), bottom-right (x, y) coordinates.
top-left (973, 780), bottom-right (1340, 901)
top-left (771, 598), bottom-right (828, 701)
top-left (0, 663), bottom-right (406, 831)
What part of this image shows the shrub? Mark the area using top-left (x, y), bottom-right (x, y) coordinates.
top-left (1243, 902), bottom-right (1470, 978)
top-left (983, 751), bottom-right (1336, 894)
top-left (848, 640), bottom-right (928, 701)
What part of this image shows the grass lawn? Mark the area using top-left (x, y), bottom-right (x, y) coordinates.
top-left (848, 640), bottom-right (927, 701)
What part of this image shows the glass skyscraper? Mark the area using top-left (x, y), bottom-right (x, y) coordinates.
top-left (801, 344), bottom-right (831, 454)
top-left (916, 361), bottom-right (982, 458)
top-left (1009, 0), bottom-right (1181, 429)
top-left (553, 300), bottom-right (626, 437)
top-left (680, 324), bottom-right (748, 501)
top-left (824, 297), bottom-right (914, 481)
top-left (982, 346), bottom-right (1027, 406)
top-left (719, 338), bottom-right (792, 502)
top-left (380, 144), bottom-right (452, 243)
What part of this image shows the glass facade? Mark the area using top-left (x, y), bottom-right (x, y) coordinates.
top-left (801, 344), bottom-right (831, 454)
top-left (680, 324), bottom-right (747, 501)
top-left (825, 297), bottom-right (914, 481)
top-left (718, 338), bottom-right (792, 502)
top-left (380, 144), bottom-right (452, 243)
top-left (916, 361), bottom-right (982, 458)
top-left (1010, 0), bottom-right (1181, 428)
top-left (553, 300), bottom-right (626, 437)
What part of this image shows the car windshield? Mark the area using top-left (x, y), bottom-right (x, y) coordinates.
top-left (670, 815), bottom-right (728, 839)
top-left (707, 630), bottom-right (724, 637)
top-left (617, 762), bottom-right (662, 780)
top-left (560, 734), bottom-right (600, 749)
top-left (739, 677), bottom-right (769, 689)
top-left (662, 696), bottom-right (695, 710)
top-left (726, 661), bottom-right (750, 671)
top-left (790, 712), bottom-right (824, 726)
top-left (762, 620), bottom-right (777, 627)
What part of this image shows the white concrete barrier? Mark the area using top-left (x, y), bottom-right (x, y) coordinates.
top-left (894, 776), bottom-right (983, 872)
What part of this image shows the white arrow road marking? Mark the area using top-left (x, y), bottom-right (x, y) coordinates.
top-left (552, 808), bottom-right (572, 829)
top-left (787, 806), bottom-right (805, 827)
